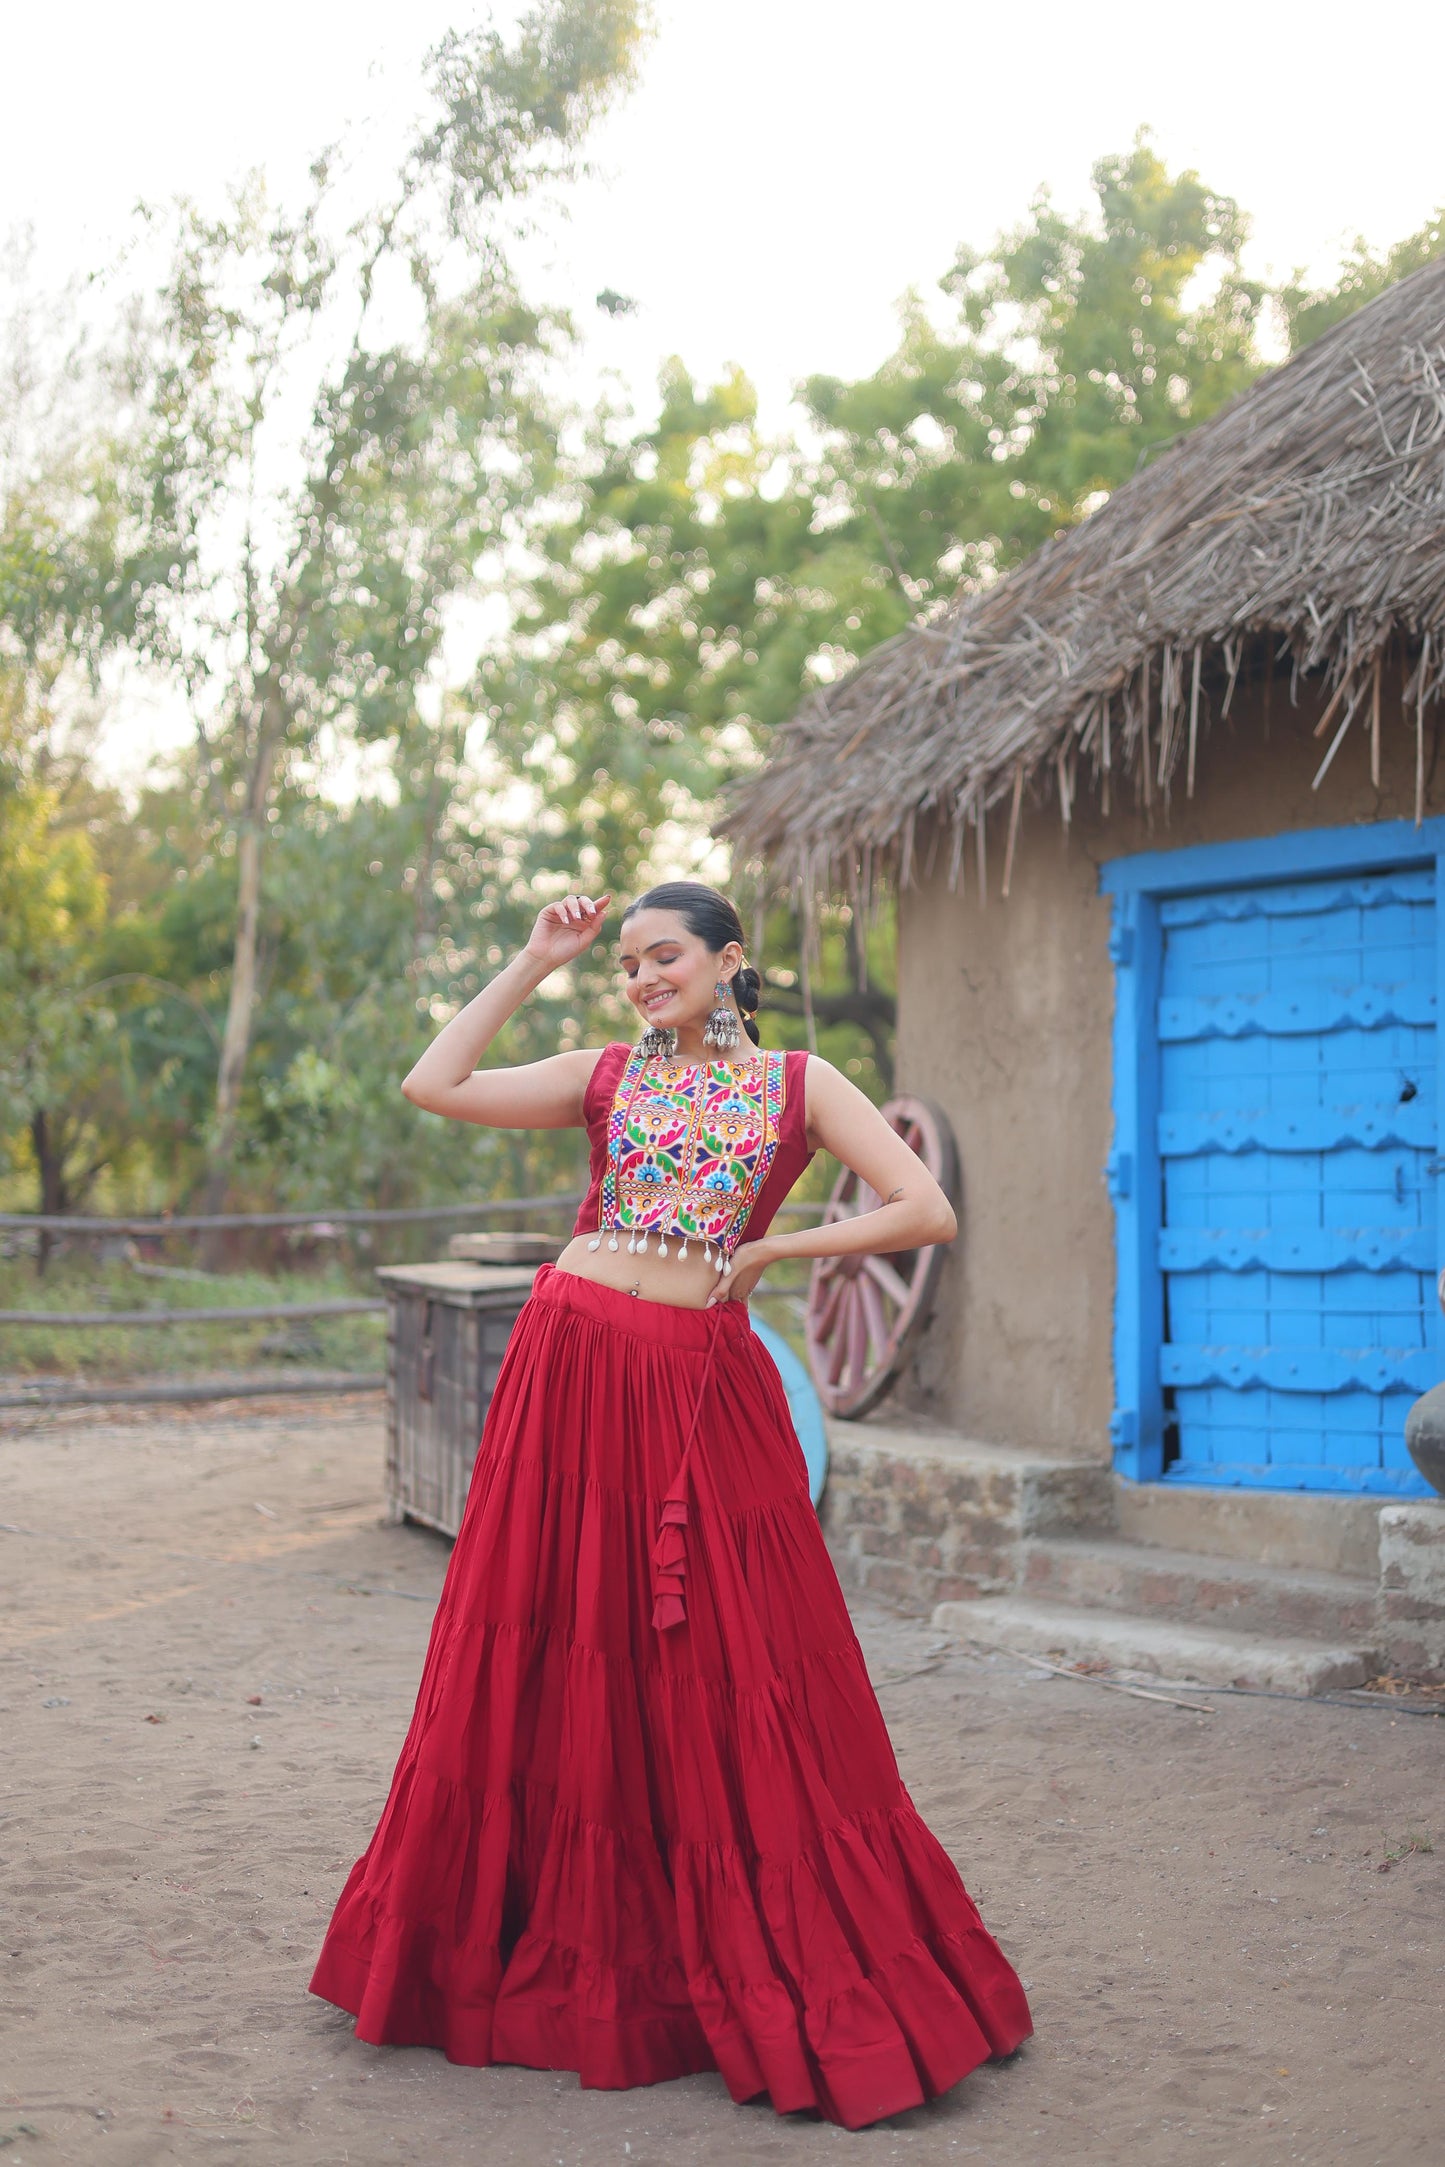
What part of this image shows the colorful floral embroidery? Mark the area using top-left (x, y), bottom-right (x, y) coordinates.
top-left (598, 1048), bottom-right (785, 1258)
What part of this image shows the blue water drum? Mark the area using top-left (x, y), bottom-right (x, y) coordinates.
top-left (752, 1316), bottom-right (829, 1507)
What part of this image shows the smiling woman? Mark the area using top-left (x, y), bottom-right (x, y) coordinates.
top-left (310, 876), bottom-right (1029, 2127)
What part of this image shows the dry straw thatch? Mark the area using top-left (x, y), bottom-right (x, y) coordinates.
top-left (726, 255), bottom-right (1445, 900)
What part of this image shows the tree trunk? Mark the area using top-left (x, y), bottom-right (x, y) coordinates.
top-left (761, 978), bottom-right (896, 1094)
top-left (410, 752), bottom-right (446, 966)
top-left (199, 697), bottom-right (286, 1256)
top-left (30, 1107), bottom-right (65, 1277)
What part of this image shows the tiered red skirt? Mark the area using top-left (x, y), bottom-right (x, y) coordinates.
top-left (309, 1264), bottom-right (1031, 2128)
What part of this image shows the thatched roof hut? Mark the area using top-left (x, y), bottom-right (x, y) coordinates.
top-left (728, 255), bottom-right (1445, 894)
top-left (729, 256), bottom-right (1445, 1544)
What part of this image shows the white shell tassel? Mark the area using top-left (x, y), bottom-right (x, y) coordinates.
top-left (657, 1235), bottom-right (668, 1258)
top-left (722, 1258), bottom-right (733, 1277)
top-left (638, 1234), bottom-right (649, 1255)
top-left (607, 1232), bottom-right (619, 1252)
top-left (678, 1240), bottom-right (688, 1261)
top-left (714, 1252), bottom-right (725, 1274)
top-left (702, 1243), bottom-right (712, 1266)
top-left (627, 1232), bottom-right (638, 1254)
top-left (586, 1237), bottom-right (601, 1252)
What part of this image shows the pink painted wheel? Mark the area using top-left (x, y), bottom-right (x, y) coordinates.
top-left (804, 1094), bottom-right (959, 1419)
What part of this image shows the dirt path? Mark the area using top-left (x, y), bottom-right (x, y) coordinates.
top-left (2, 1403), bottom-right (1441, 2165)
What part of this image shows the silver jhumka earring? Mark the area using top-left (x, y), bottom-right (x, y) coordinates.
top-left (702, 980), bottom-right (740, 1052)
top-left (638, 1023), bottom-right (677, 1060)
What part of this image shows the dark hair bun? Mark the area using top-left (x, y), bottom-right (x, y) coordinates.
top-left (731, 964), bottom-right (761, 1014)
top-left (731, 963), bottom-right (762, 1047)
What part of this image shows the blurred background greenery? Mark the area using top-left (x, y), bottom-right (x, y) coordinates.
top-left (3, 2), bottom-right (1441, 1376)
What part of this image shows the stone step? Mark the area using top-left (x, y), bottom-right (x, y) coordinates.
top-left (1112, 1479), bottom-right (1383, 1579)
top-left (820, 1418), bottom-right (1113, 1617)
top-left (1019, 1534), bottom-right (1377, 1642)
top-left (931, 1595), bottom-right (1377, 1695)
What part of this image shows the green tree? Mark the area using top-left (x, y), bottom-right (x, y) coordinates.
top-left (110, 1), bottom-right (647, 1228)
top-left (0, 711), bottom-right (110, 1248)
top-left (0, 263), bottom-right (182, 1239)
top-left (1279, 209), bottom-right (1445, 352)
top-left (15, 131), bottom-right (1443, 1224)
top-left (476, 136), bottom-right (1269, 1077)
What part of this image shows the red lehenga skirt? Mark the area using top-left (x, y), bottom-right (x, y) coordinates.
top-left (309, 1264), bottom-right (1031, 2128)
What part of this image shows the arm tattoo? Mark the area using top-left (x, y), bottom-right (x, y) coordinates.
top-left (886, 1185), bottom-right (905, 1204)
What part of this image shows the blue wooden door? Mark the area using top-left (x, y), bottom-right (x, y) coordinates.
top-left (1156, 867), bottom-right (1438, 1494)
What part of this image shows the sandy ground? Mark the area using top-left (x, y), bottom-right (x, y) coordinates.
top-left (2, 1402), bottom-right (1442, 2167)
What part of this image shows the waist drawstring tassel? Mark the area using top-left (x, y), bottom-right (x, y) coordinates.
top-left (650, 1310), bottom-right (725, 1634)
top-left (650, 1490), bottom-right (690, 1632)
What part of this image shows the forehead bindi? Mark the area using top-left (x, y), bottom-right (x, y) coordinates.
top-left (617, 914), bottom-right (693, 962)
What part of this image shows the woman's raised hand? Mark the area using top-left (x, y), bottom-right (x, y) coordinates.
top-left (524, 891), bottom-right (612, 971)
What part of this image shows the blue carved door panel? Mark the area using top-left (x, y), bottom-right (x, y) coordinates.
top-left (1156, 868), bottom-right (1438, 1493)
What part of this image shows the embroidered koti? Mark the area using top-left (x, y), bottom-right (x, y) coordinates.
top-left (586, 1047), bottom-right (786, 1273)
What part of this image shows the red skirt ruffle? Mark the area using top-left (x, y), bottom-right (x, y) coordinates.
top-left (309, 1265), bottom-right (1031, 2128)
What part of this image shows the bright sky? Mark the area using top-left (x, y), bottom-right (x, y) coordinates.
top-left (7, 0), bottom-right (1445, 774)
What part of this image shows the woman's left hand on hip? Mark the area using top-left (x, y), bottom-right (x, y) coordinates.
top-left (706, 1238), bottom-right (773, 1305)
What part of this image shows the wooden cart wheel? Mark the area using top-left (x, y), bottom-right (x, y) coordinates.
top-left (804, 1094), bottom-right (959, 1420)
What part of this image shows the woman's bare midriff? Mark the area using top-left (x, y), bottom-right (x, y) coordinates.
top-left (553, 1232), bottom-right (740, 1311)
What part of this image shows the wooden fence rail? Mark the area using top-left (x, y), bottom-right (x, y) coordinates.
top-left (0, 1197), bottom-right (824, 1238)
top-left (0, 1194), bottom-right (827, 1411)
top-left (0, 1372), bottom-right (385, 1411)
top-left (0, 1299), bottom-right (386, 1329)
top-left (0, 1196), bottom-right (581, 1236)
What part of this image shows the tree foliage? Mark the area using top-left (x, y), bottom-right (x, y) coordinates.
top-left (1279, 209), bottom-right (1445, 353)
top-left (482, 141), bottom-right (1270, 890)
top-left (5, 121), bottom-right (1444, 1221)
top-left (470, 138), bottom-right (1271, 1078)
top-left (90, 0), bottom-right (649, 1219)
top-left (0, 709), bottom-right (112, 1241)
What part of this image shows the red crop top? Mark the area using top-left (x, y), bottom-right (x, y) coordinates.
top-left (573, 1042), bottom-right (814, 1274)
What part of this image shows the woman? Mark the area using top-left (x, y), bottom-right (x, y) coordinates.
top-left (310, 880), bottom-right (1031, 2128)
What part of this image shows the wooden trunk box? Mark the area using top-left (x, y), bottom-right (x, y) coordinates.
top-left (377, 1259), bottom-right (548, 1538)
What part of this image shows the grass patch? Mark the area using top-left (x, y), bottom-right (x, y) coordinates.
top-left (1378, 1833), bottom-right (1434, 1870)
top-left (0, 1256), bottom-right (385, 1380)
top-left (1, 1247), bottom-right (827, 1389)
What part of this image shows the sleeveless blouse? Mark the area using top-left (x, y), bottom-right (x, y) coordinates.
top-left (573, 1042), bottom-right (814, 1275)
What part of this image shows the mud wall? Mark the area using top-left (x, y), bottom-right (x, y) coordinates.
top-left (891, 665), bottom-right (1438, 1452)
